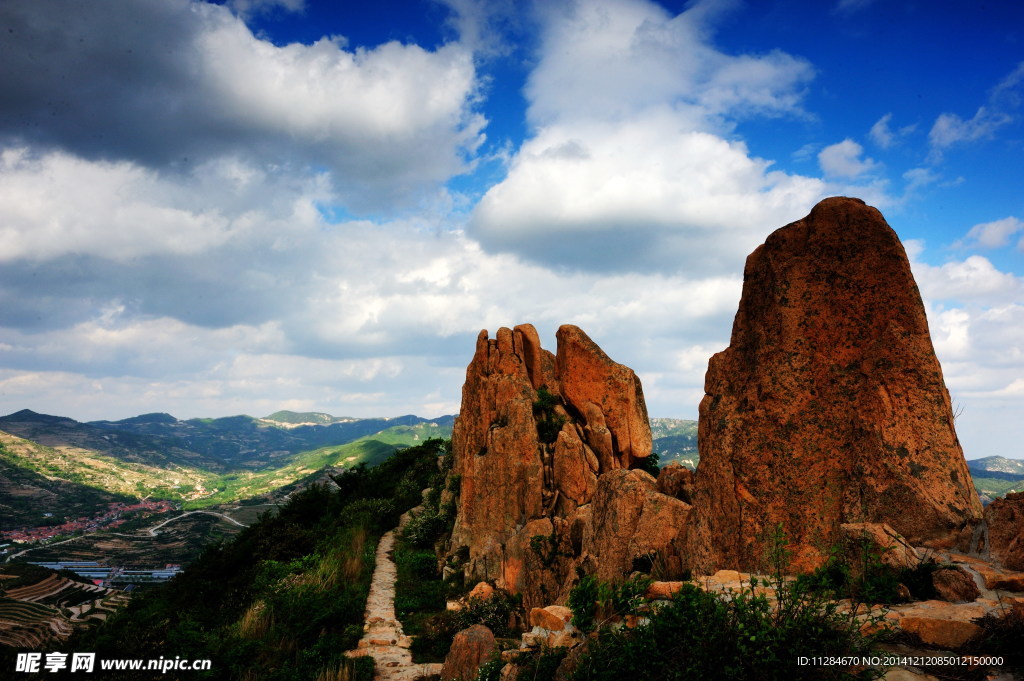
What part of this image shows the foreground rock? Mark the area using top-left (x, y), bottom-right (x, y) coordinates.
top-left (984, 491), bottom-right (1024, 571)
top-left (440, 624), bottom-right (496, 681)
top-left (447, 324), bottom-right (689, 608)
top-left (687, 197), bottom-right (982, 573)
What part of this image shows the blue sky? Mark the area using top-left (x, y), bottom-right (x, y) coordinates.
top-left (0, 0), bottom-right (1021, 459)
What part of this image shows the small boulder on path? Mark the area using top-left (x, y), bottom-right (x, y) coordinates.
top-left (441, 624), bottom-right (497, 681)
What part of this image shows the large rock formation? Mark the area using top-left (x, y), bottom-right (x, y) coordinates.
top-left (686, 197), bottom-right (983, 573)
top-left (448, 324), bottom-right (689, 608)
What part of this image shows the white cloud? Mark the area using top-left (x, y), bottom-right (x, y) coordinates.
top-left (0, 0), bottom-right (485, 212)
top-left (470, 0), bottom-right (823, 274)
top-left (0, 148), bottom-right (331, 262)
top-left (928, 62), bottom-right (1024, 159)
top-left (869, 113), bottom-right (916, 149)
top-left (958, 217), bottom-right (1024, 249)
top-left (525, 0), bottom-right (814, 129)
top-left (433, 0), bottom-right (519, 57)
top-left (909, 245), bottom-right (1024, 457)
top-left (928, 107), bottom-right (1012, 151)
top-left (818, 139), bottom-right (879, 178)
top-left (913, 255), bottom-right (1023, 303)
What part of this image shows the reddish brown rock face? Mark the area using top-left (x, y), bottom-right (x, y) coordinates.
top-left (555, 325), bottom-right (652, 469)
top-left (687, 197), bottom-right (982, 573)
top-left (984, 491), bottom-right (1024, 571)
top-left (440, 624), bottom-right (496, 681)
top-left (449, 323), bottom-right (677, 608)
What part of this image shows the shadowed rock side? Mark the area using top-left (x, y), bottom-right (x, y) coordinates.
top-left (984, 492), bottom-right (1024, 570)
top-left (686, 197), bottom-right (983, 574)
top-left (448, 324), bottom-right (690, 608)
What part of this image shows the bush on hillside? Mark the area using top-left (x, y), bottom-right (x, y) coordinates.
top-left (568, 527), bottom-right (889, 681)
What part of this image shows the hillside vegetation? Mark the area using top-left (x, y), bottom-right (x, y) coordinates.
top-left (45, 439), bottom-right (450, 681)
top-left (0, 410), bottom-right (454, 523)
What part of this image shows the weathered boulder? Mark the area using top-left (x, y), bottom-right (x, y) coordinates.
top-left (583, 469), bottom-right (691, 581)
top-left (440, 624), bottom-right (497, 681)
top-left (529, 605), bottom-right (573, 631)
top-left (645, 581), bottom-right (686, 600)
top-left (687, 197), bottom-right (982, 573)
top-left (838, 522), bottom-right (922, 570)
top-left (931, 567), bottom-right (981, 603)
top-left (984, 491), bottom-right (1024, 571)
top-left (656, 462), bottom-right (694, 503)
top-left (468, 581), bottom-right (496, 601)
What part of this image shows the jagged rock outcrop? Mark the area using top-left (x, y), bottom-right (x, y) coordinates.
top-left (686, 197), bottom-right (983, 573)
top-left (448, 324), bottom-right (688, 608)
top-left (984, 491), bottom-right (1024, 570)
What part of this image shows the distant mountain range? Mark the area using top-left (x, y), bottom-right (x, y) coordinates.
top-left (0, 409), bottom-right (454, 528)
top-left (650, 417), bottom-right (698, 468)
top-left (966, 456), bottom-right (1024, 504)
top-left (2, 407), bottom-right (1014, 529)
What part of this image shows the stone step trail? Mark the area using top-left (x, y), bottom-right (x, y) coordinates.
top-left (346, 506), bottom-right (443, 681)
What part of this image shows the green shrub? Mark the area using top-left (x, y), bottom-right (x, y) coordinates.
top-left (402, 509), bottom-right (448, 548)
top-left (635, 451), bottom-right (660, 476)
top-left (568, 527), bottom-right (888, 681)
top-left (569, 578), bottom-right (885, 681)
top-left (568, 574), bottom-right (652, 632)
top-left (407, 591), bottom-right (523, 663)
top-left (511, 647), bottom-right (567, 681)
top-left (533, 386), bottom-right (567, 444)
top-left (476, 657), bottom-right (506, 681)
top-left (796, 537), bottom-right (942, 604)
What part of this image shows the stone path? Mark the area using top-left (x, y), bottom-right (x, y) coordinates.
top-left (346, 509), bottom-right (443, 681)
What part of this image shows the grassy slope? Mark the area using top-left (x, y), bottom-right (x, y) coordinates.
top-left (0, 431), bottom-right (214, 504)
top-left (56, 440), bottom-right (449, 681)
top-left (1, 420), bottom-right (451, 514)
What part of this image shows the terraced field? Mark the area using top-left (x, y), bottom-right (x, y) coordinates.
top-left (0, 567), bottom-right (126, 648)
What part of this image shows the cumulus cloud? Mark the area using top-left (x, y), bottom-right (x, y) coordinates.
top-left (957, 217), bottom-right (1024, 250)
top-left (913, 255), bottom-right (1023, 304)
top-left (818, 139), bottom-right (879, 178)
top-left (469, 0), bottom-right (823, 274)
top-left (0, 148), bottom-right (329, 263)
top-left (0, 0), bottom-right (484, 212)
top-left (434, 0), bottom-right (521, 57)
top-left (0, 138), bottom-right (738, 420)
top-left (907, 243), bottom-right (1024, 456)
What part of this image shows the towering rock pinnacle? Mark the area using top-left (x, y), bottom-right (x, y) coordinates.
top-left (686, 197), bottom-right (983, 573)
top-left (448, 324), bottom-right (689, 608)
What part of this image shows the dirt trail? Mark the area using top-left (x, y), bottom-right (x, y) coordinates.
top-left (347, 507), bottom-right (443, 681)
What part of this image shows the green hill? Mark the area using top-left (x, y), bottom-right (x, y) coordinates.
top-left (650, 418), bottom-right (698, 469)
top-left (0, 410), bottom-right (455, 516)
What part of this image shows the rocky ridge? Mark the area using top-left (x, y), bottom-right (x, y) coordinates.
top-left (446, 324), bottom-right (690, 609)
